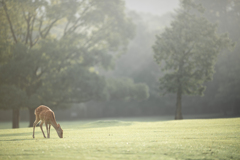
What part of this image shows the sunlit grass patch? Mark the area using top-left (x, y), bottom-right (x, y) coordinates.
top-left (0, 118), bottom-right (240, 160)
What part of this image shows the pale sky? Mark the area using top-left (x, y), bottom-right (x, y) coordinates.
top-left (125, 0), bottom-right (179, 16)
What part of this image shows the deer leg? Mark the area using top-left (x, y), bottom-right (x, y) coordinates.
top-left (48, 124), bottom-right (51, 138)
top-left (33, 118), bottom-right (40, 138)
top-left (40, 121), bottom-right (46, 138)
top-left (45, 123), bottom-right (49, 138)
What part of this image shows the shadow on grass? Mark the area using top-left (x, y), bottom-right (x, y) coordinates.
top-left (0, 132), bottom-right (32, 137)
top-left (0, 138), bottom-right (33, 141)
top-left (80, 120), bottom-right (133, 129)
top-left (0, 153), bottom-right (37, 157)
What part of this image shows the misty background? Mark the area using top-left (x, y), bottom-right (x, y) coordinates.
top-left (0, 0), bottom-right (239, 126)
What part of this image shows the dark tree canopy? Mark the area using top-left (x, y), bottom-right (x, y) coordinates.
top-left (0, 0), bottom-right (149, 128)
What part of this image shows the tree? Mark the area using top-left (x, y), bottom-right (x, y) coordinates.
top-left (195, 0), bottom-right (240, 115)
top-left (216, 40), bottom-right (240, 115)
top-left (0, 85), bottom-right (27, 128)
top-left (84, 77), bottom-right (149, 118)
top-left (152, 0), bottom-right (232, 119)
top-left (104, 78), bottom-right (149, 102)
top-left (0, 0), bottom-right (135, 127)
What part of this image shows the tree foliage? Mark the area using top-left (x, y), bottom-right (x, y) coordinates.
top-left (153, 0), bottom-right (232, 119)
top-left (193, 0), bottom-right (240, 115)
top-left (0, 0), bottom-right (138, 127)
top-left (105, 78), bottom-right (149, 102)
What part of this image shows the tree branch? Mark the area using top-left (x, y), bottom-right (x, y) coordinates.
top-left (83, 22), bottom-right (112, 50)
top-left (25, 15), bottom-right (31, 45)
top-left (63, 21), bottom-right (71, 36)
top-left (41, 18), bottom-right (60, 38)
top-left (38, 17), bottom-right (44, 38)
top-left (64, 2), bottom-right (92, 35)
top-left (20, 4), bottom-right (30, 45)
top-left (29, 13), bottom-right (37, 47)
top-left (2, 0), bottom-right (18, 43)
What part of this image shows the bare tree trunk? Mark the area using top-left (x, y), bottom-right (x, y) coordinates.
top-left (175, 59), bottom-right (184, 120)
top-left (28, 107), bottom-right (35, 127)
top-left (12, 109), bottom-right (20, 128)
top-left (175, 88), bottom-right (183, 120)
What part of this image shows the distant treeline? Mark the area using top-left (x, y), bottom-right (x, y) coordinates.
top-left (87, 0), bottom-right (240, 118)
top-left (0, 0), bottom-right (239, 125)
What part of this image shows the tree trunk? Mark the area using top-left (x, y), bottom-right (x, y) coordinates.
top-left (12, 109), bottom-right (20, 128)
top-left (28, 107), bottom-right (35, 127)
top-left (175, 88), bottom-right (183, 120)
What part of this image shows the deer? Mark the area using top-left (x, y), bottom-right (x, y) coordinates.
top-left (33, 105), bottom-right (63, 138)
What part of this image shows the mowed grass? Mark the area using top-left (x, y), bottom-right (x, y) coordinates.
top-left (0, 118), bottom-right (240, 160)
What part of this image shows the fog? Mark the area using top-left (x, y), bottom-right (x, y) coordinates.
top-left (125, 0), bottom-right (179, 16)
top-left (0, 0), bottom-right (239, 127)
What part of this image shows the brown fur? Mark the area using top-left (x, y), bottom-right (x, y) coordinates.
top-left (33, 105), bottom-right (63, 138)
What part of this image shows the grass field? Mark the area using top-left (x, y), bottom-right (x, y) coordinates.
top-left (0, 118), bottom-right (240, 160)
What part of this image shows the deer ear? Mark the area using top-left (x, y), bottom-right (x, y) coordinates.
top-left (57, 124), bottom-right (60, 128)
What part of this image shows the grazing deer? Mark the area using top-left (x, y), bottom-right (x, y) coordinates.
top-left (33, 105), bottom-right (63, 138)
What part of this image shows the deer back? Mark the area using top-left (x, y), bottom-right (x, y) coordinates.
top-left (34, 105), bottom-right (52, 116)
top-left (35, 105), bottom-right (56, 123)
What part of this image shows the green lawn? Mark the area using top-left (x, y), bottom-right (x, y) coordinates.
top-left (0, 118), bottom-right (240, 160)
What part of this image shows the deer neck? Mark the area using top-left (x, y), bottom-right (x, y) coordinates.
top-left (50, 120), bottom-right (59, 130)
